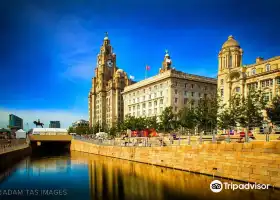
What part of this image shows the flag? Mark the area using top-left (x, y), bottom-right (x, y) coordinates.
top-left (146, 65), bottom-right (150, 70)
top-left (129, 75), bottom-right (135, 80)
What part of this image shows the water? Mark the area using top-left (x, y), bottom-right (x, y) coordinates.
top-left (0, 151), bottom-right (279, 200)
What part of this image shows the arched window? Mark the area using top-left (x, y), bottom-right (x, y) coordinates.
top-left (265, 64), bottom-right (270, 72)
top-left (229, 55), bottom-right (232, 68)
top-left (235, 87), bottom-right (240, 93)
top-left (251, 69), bottom-right (256, 75)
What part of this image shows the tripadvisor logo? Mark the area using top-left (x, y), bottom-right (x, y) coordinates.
top-left (210, 180), bottom-right (223, 193)
top-left (210, 180), bottom-right (270, 193)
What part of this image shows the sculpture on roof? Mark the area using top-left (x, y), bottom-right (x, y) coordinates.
top-left (33, 119), bottom-right (44, 128)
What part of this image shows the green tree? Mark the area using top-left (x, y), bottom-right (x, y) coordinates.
top-left (178, 104), bottom-right (197, 133)
top-left (238, 89), bottom-right (266, 128)
top-left (68, 126), bottom-right (74, 133)
top-left (145, 116), bottom-right (158, 129)
top-left (108, 126), bottom-right (118, 138)
top-left (195, 94), bottom-right (220, 133)
top-left (266, 95), bottom-right (280, 125)
top-left (159, 106), bottom-right (176, 132)
top-left (217, 94), bottom-right (242, 130)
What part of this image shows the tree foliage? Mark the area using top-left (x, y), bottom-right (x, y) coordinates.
top-left (177, 104), bottom-right (197, 131)
top-left (159, 106), bottom-right (176, 132)
top-left (238, 89), bottom-right (266, 128)
top-left (266, 95), bottom-right (280, 124)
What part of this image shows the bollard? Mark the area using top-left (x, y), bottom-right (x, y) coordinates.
top-left (245, 127), bottom-right (249, 143)
top-left (266, 133), bottom-right (270, 142)
top-left (212, 131), bottom-right (216, 143)
top-left (199, 131), bottom-right (203, 144)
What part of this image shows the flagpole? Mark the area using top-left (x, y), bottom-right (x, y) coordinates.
top-left (145, 68), bottom-right (147, 79)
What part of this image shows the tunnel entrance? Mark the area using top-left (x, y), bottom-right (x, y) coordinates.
top-left (30, 141), bottom-right (71, 157)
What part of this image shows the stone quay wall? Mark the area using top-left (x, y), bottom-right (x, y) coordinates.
top-left (70, 140), bottom-right (280, 188)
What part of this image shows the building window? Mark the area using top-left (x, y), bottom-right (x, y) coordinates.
top-left (235, 87), bottom-right (240, 93)
top-left (175, 89), bottom-right (178, 94)
top-left (175, 82), bottom-right (177, 86)
top-left (143, 103), bottom-right (146, 108)
top-left (154, 108), bottom-right (157, 114)
top-left (160, 99), bottom-right (163, 104)
top-left (251, 69), bottom-right (256, 75)
top-left (175, 98), bottom-right (178, 103)
top-left (154, 85), bottom-right (157, 89)
top-left (277, 78), bottom-right (280, 85)
top-left (143, 96), bottom-right (145, 101)
top-left (133, 93), bottom-right (135, 96)
top-left (154, 101), bottom-right (157, 106)
top-left (174, 107), bottom-right (177, 112)
top-left (154, 93), bottom-right (157, 98)
top-left (143, 89), bottom-right (145, 93)
top-left (185, 83), bottom-right (187, 88)
top-left (191, 92), bottom-right (194, 97)
top-left (261, 79), bottom-right (273, 87)
top-left (137, 105), bottom-right (140, 109)
top-left (184, 91), bottom-right (187, 96)
top-left (205, 86), bottom-right (207, 90)
top-left (160, 84), bottom-right (162, 88)
top-left (229, 55), bottom-right (232, 68)
top-left (149, 102), bottom-right (152, 107)
top-left (220, 79), bottom-right (224, 85)
top-left (137, 98), bottom-right (139, 102)
top-left (221, 89), bottom-right (224, 97)
top-left (149, 94), bottom-right (151, 99)
top-left (191, 84), bottom-right (194, 88)
top-left (133, 106), bottom-right (135, 110)
top-left (184, 98), bottom-right (187, 104)
top-left (265, 64), bottom-right (271, 72)
top-left (263, 92), bottom-right (270, 102)
top-left (199, 93), bottom-right (201, 97)
top-left (160, 91), bottom-right (163, 96)
top-left (160, 107), bottom-right (163, 112)
top-left (248, 82), bottom-right (258, 90)
top-left (133, 99), bottom-right (135, 103)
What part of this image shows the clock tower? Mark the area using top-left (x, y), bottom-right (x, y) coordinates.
top-left (159, 50), bottom-right (172, 74)
top-left (89, 33), bottom-right (133, 129)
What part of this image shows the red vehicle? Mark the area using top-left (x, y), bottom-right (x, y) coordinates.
top-left (238, 131), bottom-right (255, 139)
top-left (131, 129), bottom-right (157, 137)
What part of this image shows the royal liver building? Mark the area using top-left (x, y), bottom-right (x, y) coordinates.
top-left (88, 33), bottom-right (134, 129)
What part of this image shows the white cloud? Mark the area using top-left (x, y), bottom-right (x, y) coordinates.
top-left (0, 108), bottom-right (88, 130)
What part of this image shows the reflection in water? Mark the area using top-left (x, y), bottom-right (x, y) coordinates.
top-left (0, 151), bottom-right (279, 200)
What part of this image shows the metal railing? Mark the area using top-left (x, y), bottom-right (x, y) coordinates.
top-left (74, 133), bottom-right (280, 147)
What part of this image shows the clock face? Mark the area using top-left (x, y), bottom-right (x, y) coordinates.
top-left (107, 60), bottom-right (113, 67)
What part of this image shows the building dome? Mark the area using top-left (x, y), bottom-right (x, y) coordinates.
top-left (116, 69), bottom-right (124, 73)
top-left (222, 35), bottom-right (240, 49)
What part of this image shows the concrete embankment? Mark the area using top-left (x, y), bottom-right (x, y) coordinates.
top-left (0, 145), bottom-right (31, 172)
top-left (71, 139), bottom-right (280, 188)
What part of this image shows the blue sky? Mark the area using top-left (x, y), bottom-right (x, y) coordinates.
top-left (0, 0), bottom-right (280, 128)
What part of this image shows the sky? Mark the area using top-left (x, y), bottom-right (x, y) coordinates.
top-left (0, 0), bottom-right (280, 129)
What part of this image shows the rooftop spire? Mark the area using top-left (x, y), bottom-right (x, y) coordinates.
top-left (104, 32), bottom-right (109, 40)
top-left (165, 49), bottom-right (169, 57)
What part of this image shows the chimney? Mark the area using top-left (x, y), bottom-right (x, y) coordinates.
top-left (256, 57), bottom-right (264, 64)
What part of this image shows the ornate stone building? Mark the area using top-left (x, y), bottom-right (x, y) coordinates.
top-left (123, 51), bottom-right (217, 118)
top-left (217, 35), bottom-right (280, 107)
top-left (88, 34), bottom-right (134, 128)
